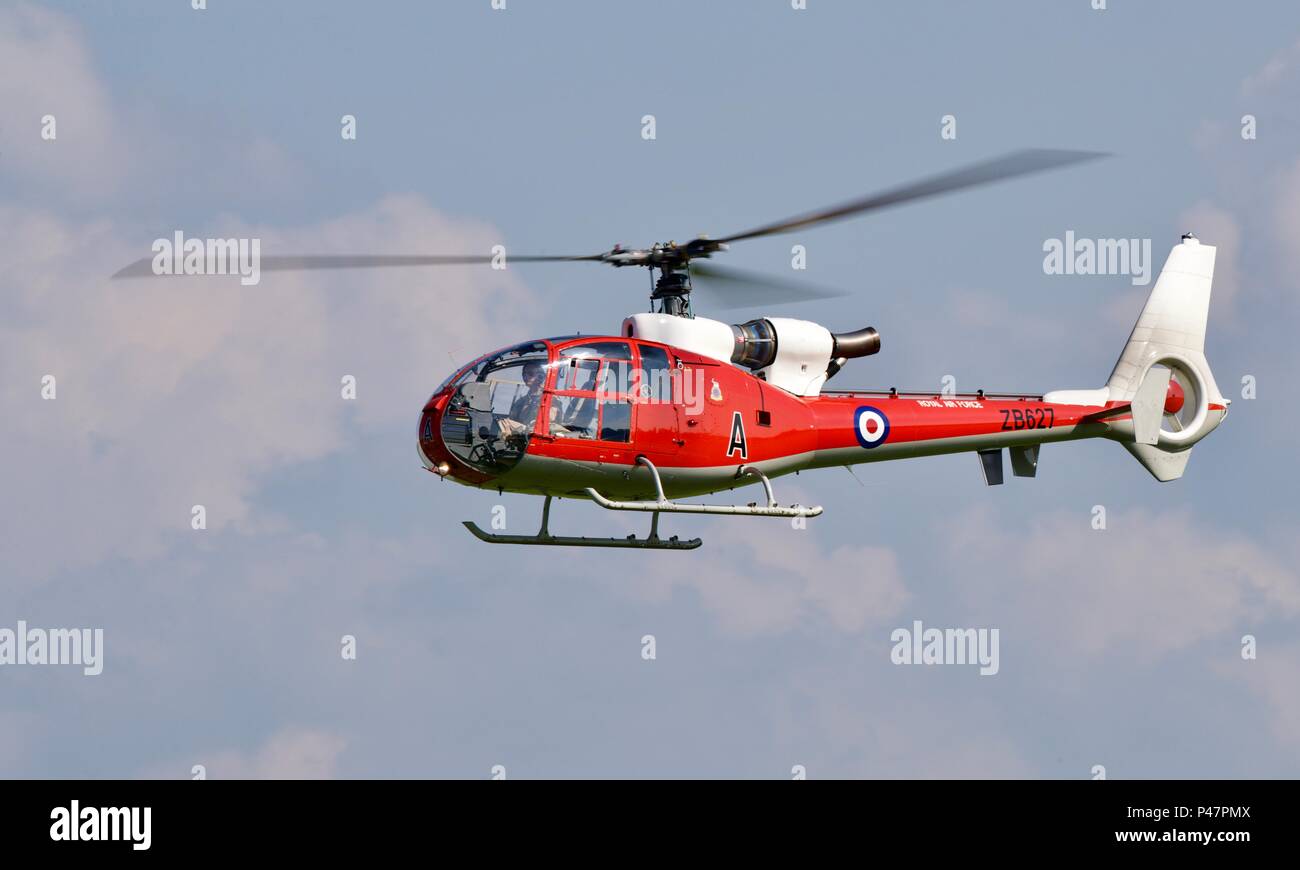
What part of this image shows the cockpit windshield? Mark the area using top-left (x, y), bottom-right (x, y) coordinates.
top-left (439, 341), bottom-right (550, 473)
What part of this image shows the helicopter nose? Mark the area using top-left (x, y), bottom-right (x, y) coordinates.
top-left (418, 408), bottom-right (450, 476)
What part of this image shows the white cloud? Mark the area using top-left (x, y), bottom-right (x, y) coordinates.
top-left (0, 712), bottom-right (39, 771)
top-left (819, 699), bottom-right (1035, 779)
top-left (1232, 641), bottom-right (1300, 755)
top-left (766, 663), bottom-right (1035, 778)
top-left (152, 727), bottom-right (347, 780)
top-left (0, 3), bottom-right (128, 193)
top-left (946, 506), bottom-right (1300, 662)
top-left (637, 521), bottom-right (909, 637)
top-left (0, 197), bottom-right (539, 583)
top-left (0, 3), bottom-right (309, 207)
top-left (944, 288), bottom-right (1071, 346)
top-left (1242, 37), bottom-right (1300, 97)
top-left (1273, 157), bottom-right (1300, 280)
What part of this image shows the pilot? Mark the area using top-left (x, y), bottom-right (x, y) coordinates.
top-left (499, 361), bottom-right (546, 439)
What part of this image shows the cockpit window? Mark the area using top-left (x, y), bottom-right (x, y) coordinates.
top-left (440, 341), bottom-right (550, 473)
top-left (451, 342), bottom-right (549, 390)
top-left (435, 354), bottom-right (484, 395)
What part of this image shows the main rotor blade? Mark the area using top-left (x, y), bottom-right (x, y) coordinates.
top-left (707, 148), bottom-right (1108, 246)
top-left (690, 262), bottom-right (849, 309)
top-left (111, 252), bottom-right (606, 279)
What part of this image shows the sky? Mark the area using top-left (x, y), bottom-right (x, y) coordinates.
top-left (1, 0), bottom-right (1298, 778)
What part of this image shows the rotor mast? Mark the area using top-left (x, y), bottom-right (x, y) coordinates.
top-left (647, 246), bottom-right (695, 318)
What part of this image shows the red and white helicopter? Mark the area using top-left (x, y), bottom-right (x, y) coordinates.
top-left (137, 150), bottom-right (1232, 549)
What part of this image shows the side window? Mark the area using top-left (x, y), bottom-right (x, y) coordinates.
top-left (550, 342), bottom-right (634, 442)
top-left (637, 345), bottom-right (673, 403)
top-left (599, 399), bottom-right (631, 442)
top-left (561, 341), bottom-right (632, 362)
top-left (597, 358), bottom-right (631, 442)
top-left (550, 395), bottom-right (598, 439)
top-left (598, 359), bottom-right (632, 398)
top-left (555, 358), bottom-right (599, 391)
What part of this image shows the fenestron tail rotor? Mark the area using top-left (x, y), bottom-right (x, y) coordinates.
top-left (1160, 364), bottom-right (1199, 435)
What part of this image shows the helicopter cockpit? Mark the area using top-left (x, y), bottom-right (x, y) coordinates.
top-left (438, 341), bottom-right (550, 473)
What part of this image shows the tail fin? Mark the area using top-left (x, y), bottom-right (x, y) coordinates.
top-left (1107, 234), bottom-right (1220, 401)
top-left (1110, 235), bottom-right (1228, 481)
top-left (1046, 234), bottom-right (1229, 482)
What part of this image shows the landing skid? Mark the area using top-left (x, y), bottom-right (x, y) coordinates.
top-left (461, 457), bottom-right (821, 550)
top-left (463, 495), bottom-right (702, 550)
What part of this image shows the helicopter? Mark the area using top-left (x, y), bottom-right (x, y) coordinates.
top-left (114, 150), bottom-right (1228, 550)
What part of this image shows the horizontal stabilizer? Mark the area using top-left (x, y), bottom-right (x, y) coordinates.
top-left (1123, 443), bottom-right (1192, 482)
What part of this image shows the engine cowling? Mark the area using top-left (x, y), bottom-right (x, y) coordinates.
top-left (730, 318), bottom-right (881, 395)
top-left (622, 313), bottom-right (879, 397)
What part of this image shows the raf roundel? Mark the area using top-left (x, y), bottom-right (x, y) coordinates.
top-left (854, 405), bottom-right (890, 449)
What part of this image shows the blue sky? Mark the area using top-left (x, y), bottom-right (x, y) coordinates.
top-left (1, 0), bottom-right (1298, 777)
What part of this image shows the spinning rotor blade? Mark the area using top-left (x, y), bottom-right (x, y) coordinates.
top-left (111, 252), bottom-right (607, 279)
top-left (697, 148), bottom-right (1108, 247)
top-left (111, 148), bottom-right (1107, 290)
top-left (689, 262), bottom-right (849, 309)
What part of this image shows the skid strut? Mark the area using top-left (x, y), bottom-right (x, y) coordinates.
top-left (584, 456), bottom-right (823, 518)
top-left (463, 495), bottom-right (702, 550)
top-left (462, 457), bottom-right (820, 549)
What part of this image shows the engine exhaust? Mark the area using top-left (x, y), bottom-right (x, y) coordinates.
top-left (831, 327), bottom-right (881, 359)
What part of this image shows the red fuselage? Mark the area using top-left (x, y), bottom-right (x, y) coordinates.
top-left (416, 335), bottom-right (1170, 501)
